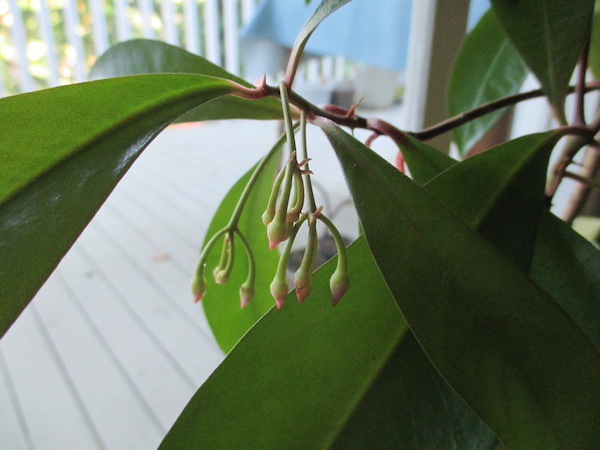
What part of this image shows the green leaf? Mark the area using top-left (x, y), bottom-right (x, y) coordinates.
top-left (425, 133), bottom-right (560, 271)
top-left (448, 10), bottom-right (528, 155)
top-left (0, 74), bottom-right (237, 337)
top-left (201, 146), bottom-right (281, 353)
top-left (90, 39), bottom-right (283, 121)
top-left (162, 238), bottom-right (495, 449)
top-left (531, 213), bottom-right (600, 352)
top-left (331, 332), bottom-right (497, 450)
top-left (395, 134), bottom-right (456, 185)
top-left (589, 2), bottom-right (600, 80)
top-left (400, 130), bottom-right (600, 360)
top-left (490, 0), bottom-right (595, 121)
top-left (321, 120), bottom-right (600, 449)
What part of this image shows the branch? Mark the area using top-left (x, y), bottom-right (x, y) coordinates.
top-left (411, 82), bottom-right (600, 141)
top-left (573, 39), bottom-right (590, 127)
top-left (232, 79), bottom-right (600, 145)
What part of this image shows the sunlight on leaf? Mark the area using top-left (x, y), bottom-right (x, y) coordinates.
top-left (0, 74), bottom-right (236, 337)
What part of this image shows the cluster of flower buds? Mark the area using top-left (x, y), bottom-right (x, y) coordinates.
top-left (191, 81), bottom-right (350, 310)
top-left (262, 151), bottom-right (312, 249)
top-left (190, 227), bottom-right (256, 309)
top-left (264, 188), bottom-right (349, 309)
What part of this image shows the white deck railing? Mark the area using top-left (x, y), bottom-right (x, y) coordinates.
top-left (0, 0), bottom-right (260, 96)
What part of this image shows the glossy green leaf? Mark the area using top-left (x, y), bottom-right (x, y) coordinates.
top-left (401, 130), bottom-right (600, 356)
top-left (449, 10), bottom-right (528, 155)
top-left (491, 0), bottom-right (595, 121)
top-left (395, 134), bottom-right (456, 185)
top-left (590, 3), bottom-right (600, 80)
top-left (201, 146), bottom-right (281, 353)
top-left (425, 133), bottom-right (559, 271)
top-left (321, 120), bottom-right (600, 449)
top-left (89, 39), bottom-right (283, 121)
top-left (0, 74), bottom-right (237, 337)
top-left (162, 238), bottom-right (495, 449)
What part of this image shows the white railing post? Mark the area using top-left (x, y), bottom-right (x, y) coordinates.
top-left (138, 0), bottom-right (156, 39)
top-left (89, 0), bottom-right (110, 55)
top-left (35, 0), bottom-right (60, 87)
top-left (114, 0), bottom-right (133, 42)
top-left (161, 0), bottom-right (179, 46)
top-left (222, 0), bottom-right (239, 74)
top-left (64, 0), bottom-right (87, 82)
top-left (7, 0), bottom-right (35, 92)
top-left (401, 0), bottom-right (470, 151)
top-left (183, 0), bottom-right (200, 54)
top-left (203, 0), bottom-right (221, 65)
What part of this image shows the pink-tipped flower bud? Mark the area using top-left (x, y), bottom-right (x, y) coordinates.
top-left (267, 217), bottom-right (290, 250)
top-left (191, 273), bottom-right (207, 303)
top-left (294, 270), bottom-right (312, 303)
top-left (239, 282), bottom-right (255, 309)
top-left (270, 276), bottom-right (289, 309)
top-left (330, 269), bottom-right (350, 306)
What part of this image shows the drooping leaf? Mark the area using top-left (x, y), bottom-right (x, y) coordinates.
top-left (89, 39), bottom-right (284, 121)
top-left (161, 238), bottom-right (496, 449)
top-left (425, 133), bottom-right (559, 271)
top-left (321, 119), bottom-right (600, 449)
top-left (448, 9), bottom-right (528, 155)
top-left (0, 74), bottom-right (238, 337)
top-left (394, 134), bottom-right (456, 185)
top-left (200, 142), bottom-right (282, 353)
top-left (590, 2), bottom-right (600, 80)
top-left (490, 0), bottom-right (595, 121)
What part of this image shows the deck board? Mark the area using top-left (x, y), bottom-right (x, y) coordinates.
top-left (0, 109), bottom-right (401, 449)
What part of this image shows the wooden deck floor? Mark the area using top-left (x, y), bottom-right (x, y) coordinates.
top-left (0, 110), bottom-right (401, 449)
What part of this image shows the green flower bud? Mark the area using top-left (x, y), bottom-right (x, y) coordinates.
top-left (239, 281), bottom-right (255, 309)
top-left (270, 276), bottom-right (289, 310)
top-left (214, 269), bottom-right (230, 284)
top-left (262, 166), bottom-right (286, 226)
top-left (191, 272), bottom-right (207, 303)
top-left (293, 269), bottom-right (312, 303)
top-left (286, 170), bottom-right (305, 223)
top-left (293, 216), bottom-right (317, 303)
top-left (330, 268), bottom-right (350, 306)
top-left (267, 216), bottom-right (290, 250)
top-left (213, 234), bottom-right (234, 283)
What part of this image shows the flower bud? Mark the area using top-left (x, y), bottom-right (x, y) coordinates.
top-left (293, 217), bottom-right (317, 303)
top-left (286, 171), bottom-right (305, 223)
top-left (262, 167), bottom-right (286, 226)
top-left (294, 269), bottom-right (312, 303)
top-left (267, 216), bottom-right (290, 250)
top-left (239, 282), bottom-right (255, 309)
top-left (191, 273), bottom-right (207, 303)
top-left (214, 269), bottom-right (230, 284)
top-left (330, 268), bottom-right (350, 306)
top-left (270, 276), bottom-right (289, 309)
